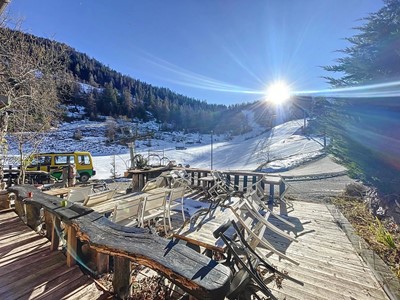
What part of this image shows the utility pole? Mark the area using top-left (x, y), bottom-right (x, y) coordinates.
top-left (210, 130), bottom-right (213, 170)
top-left (292, 102), bottom-right (308, 131)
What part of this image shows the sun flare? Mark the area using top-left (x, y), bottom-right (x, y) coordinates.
top-left (266, 81), bottom-right (291, 105)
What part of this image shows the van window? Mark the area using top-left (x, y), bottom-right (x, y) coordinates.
top-left (54, 155), bottom-right (75, 165)
top-left (40, 156), bottom-right (52, 165)
top-left (79, 155), bottom-right (91, 165)
top-left (30, 155), bottom-right (51, 166)
top-left (55, 156), bottom-right (68, 164)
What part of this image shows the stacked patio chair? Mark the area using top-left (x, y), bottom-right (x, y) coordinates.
top-left (213, 220), bottom-right (303, 299)
top-left (141, 171), bottom-right (169, 192)
top-left (228, 198), bottom-right (299, 265)
top-left (169, 169), bottom-right (192, 188)
top-left (254, 177), bottom-right (293, 213)
top-left (245, 187), bottom-right (295, 229)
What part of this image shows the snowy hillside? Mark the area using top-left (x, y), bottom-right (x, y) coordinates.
top-left (6, 110), bottom-right (326, 180)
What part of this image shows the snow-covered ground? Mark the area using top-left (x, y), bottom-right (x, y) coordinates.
top-left (6, 110), bottom-right (326, 180)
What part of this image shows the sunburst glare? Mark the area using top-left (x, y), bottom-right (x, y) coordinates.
top-left (266, 81), bottom-right (291, 105)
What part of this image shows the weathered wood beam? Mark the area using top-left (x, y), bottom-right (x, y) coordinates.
top-left (73, 216), bottom-right (231, 299)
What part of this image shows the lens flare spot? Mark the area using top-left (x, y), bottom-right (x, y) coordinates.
top-left (266, 81), bottom-right (291, 104)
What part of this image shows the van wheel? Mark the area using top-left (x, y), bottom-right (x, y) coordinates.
top-left (79, 173), bottom-right (90, 183)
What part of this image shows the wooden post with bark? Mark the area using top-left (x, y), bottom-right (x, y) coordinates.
top-left (113, 257), bottom-right (131, 299)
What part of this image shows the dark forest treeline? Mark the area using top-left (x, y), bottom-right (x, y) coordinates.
top-left (2, 27), bottom-right (254, 134)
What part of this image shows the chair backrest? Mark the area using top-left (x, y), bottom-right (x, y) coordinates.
top-left (170, 169), bottom-right (191, 185)
top-left (169, 187), bottom-right (186, 202)
top-left (142, 190), bottom-right (167, 212)
top-left (67, 186), bottom-right (93, 203)
top-left (83, 189), bottom-right (117, 207)
top-left (171, 177), bottom-right (189, 188)
top-left (112, 195), bottom-right (144, 224)
top-left (229, 201), bottom-right (299, 265)
top-left (245, 190), bottom-right (295, 228)
top-left (141, 175), bottom-right (168, 192)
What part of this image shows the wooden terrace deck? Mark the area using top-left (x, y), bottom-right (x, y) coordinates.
top-left (0, 210), bottom-right (108, 300)
top-left (170, 199), bottom-right (390, 300)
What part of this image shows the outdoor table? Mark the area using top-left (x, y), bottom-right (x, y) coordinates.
top-left (43, 187), bottom-right (71, 197)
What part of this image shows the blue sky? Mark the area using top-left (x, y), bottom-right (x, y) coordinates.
top-left (7, 0), bottom-right (383, 105)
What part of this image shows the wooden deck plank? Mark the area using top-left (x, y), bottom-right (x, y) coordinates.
top-left (266, 252), bottom-right (380, 288)
top-left (0, 248), bottom-right (60, 278)
top-left (0, 242), bottom-right (50, 267)
top-left (0, 211), bottom-right (21, 223)
top-left (0, 211), bottom-right (104, 300)
top-left (262, 201), bottom-right (389, 300)
top-left (22, 267), bottom-right (83, 299)
top-left (0, 226), bottom-right (33, 241)
top-left (266, 257), bottom-right (386, 299)
top-left (0, 260), bottom-right (66, 298)
top-left (170, 198), bottom-right (389, 300)
top-left (0, 227), bottom-right (40, 243)
top-left (45, 275), bottom-right (99, 300)
top-left (0, 235), bottom-right (48, 259)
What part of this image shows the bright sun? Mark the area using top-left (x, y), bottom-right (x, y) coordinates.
top-left (266, 81), bottom-right (291, 105)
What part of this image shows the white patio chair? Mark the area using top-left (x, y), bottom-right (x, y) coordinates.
top-left (139, 190), bottom-right (169, 234)
top-left (111, 194), bottom-right (144, 226)
top-left (83, 189), bottom-right (117, 207)
top-left (166, 186), bottom-right (186, 229)
top-left (66, 185), bottom-right (93, 203)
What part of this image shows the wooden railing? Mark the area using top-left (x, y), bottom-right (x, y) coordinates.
top-left (8, 185), bottom-right (231, 300)
top-left (126, 167), bottom-right (288, 215)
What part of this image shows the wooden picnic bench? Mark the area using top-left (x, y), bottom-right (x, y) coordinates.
top-left (9, 185), bottom-right (232, 300)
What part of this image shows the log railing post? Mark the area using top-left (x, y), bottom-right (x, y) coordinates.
top-left (14, 195), bottom-right (25, 219)
top-left (279, 180), bottom-right (288, 216)
top-left (138, 174), bottom-right (144, 191)
top-left (268, 184), bottom-right (274, 210)
top-left (50, 214), bottom-right (61, 251)
top-left (113, 256), bottom-right (131, 299)
top-left (66, 224), bottom-right (78, 267)
top-left (96, 251), bottom-right (110, 274)
top-left (44, 210), bottom-right (53, 240)
top-left (243, 175), bottom-right (248, 193)
top-left (132, 174), bottom-right (139, 192)
top-left (234, 175), bottom-right (239, 192)
top-left (0, 190), bottom-right (10, 210)
top-left (24, 200), bottom-right (41, 230)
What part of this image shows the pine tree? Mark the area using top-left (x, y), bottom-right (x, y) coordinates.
top-left (322, 0), bottom-right (400, 193)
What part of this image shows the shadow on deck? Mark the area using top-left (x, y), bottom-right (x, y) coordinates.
top-left (0, 210), bottom-right (110, 300)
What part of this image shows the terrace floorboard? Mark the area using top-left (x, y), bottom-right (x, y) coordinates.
top-left (0, 210), bottom-right (110, 300)
top-left (170, 198), bottom-right (390, 300)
